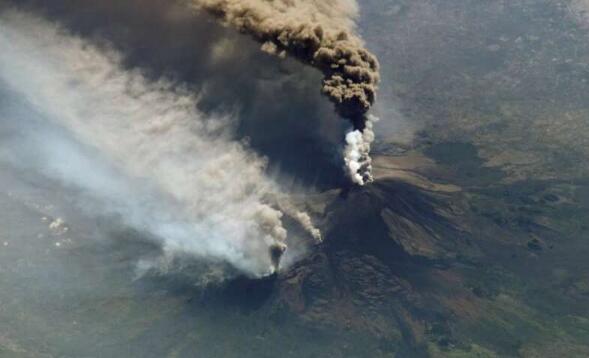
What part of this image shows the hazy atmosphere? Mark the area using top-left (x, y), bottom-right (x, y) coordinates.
top-left (1, 1), bottom-right (589, 357)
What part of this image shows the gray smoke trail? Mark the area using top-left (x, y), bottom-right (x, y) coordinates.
top-left (188, 0), bottom-right (381, 185)
top-left (276, 199), bottom-right (322, 243)
top-left (0, 10), bottom-right (320, 277)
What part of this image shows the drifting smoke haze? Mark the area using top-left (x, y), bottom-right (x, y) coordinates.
top-left (189, 0), bottom-right (381, 184)
top-left (0, 10), bottom-right (322, 278)
top-left (0, 0), bottom-right (381, 280)
top-left (7, 0), bottom-right (353, 187)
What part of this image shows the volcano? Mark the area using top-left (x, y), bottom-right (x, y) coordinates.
top-left (1, 1), bottom-right (589, 357)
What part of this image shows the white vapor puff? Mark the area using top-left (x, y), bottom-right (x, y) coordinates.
top-left (344, 115), bottom-right (378, 185)
top-left (0, 10), bottom-right (320, 277)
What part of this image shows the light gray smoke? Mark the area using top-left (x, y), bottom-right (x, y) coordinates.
top-left (0, 10), bottom-right (320, 277)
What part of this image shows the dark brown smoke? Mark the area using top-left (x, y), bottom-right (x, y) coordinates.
top-left (188, 0), bottom-right (380, 131)
top-left (188, 0), bottom-right (381, 185)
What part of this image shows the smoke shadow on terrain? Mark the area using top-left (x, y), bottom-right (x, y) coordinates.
top-left (4, 0), bottom-right (348, 189)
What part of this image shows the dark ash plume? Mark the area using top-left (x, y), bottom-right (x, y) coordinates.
top-left (189, 0), bottom-right (381, 184)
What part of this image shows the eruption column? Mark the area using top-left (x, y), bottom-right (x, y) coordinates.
top-left (189, 0), bottom-right (381, 184)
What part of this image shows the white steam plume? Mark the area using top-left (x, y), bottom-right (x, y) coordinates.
top-left (344, 114), bottom-right (378, 185)
top-left (0, 10), bottom-right (320, 277)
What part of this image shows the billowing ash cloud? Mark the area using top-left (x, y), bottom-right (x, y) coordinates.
top-left (0, 10), bottom-right (321, 278)
top-left (189, 0), bottom-right (381, 185)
